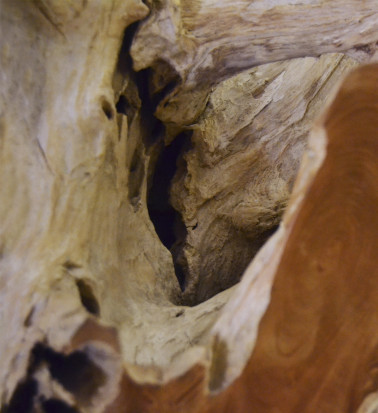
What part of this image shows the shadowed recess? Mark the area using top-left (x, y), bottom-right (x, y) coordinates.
top-left (76, 279), bottom-right (100, 316)
top-left (32, 344), bottom-right (106, 406)
top-left (147, 131), bottom-right (192, 289)
top-left (4, 379), bottom-right (38, 413)
top-left (41, 398), bottom-right (79, 413)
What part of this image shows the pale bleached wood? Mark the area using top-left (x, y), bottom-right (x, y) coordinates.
top-left (170, 53), bottom-right (358, 306)
top-left (1, 0), bottom-right (377, 412)
top-left (358, 392), bottom-right (378, 413)
top-left (106, 63), bottom-right (378, 412)
top-left (0, 1), bottom-right (230, 409)
top-left (131, 0), bottom-right (378, 127)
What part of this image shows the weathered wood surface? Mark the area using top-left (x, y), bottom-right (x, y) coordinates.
top-left (131, 0), bottom-right (378, 127)
top-left (170, 53), bottom-right (358, 305)
top-left (0, 3), bottom-right (227, 409)
top-left (0, 0), bottom-right (377, 412)
top-left (107, 63), bottom-right (378, 413)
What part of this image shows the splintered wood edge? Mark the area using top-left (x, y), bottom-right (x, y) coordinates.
top-left (28, 63), bottom-right (377, 412)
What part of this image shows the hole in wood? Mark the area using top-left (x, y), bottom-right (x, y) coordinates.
top-left (116, 94), bottom-right (136, 124)
top-left (147, 131), bottom-right (192, 290)
top-left (41, 398), bottom-right (79, 413)
top-left (63, 261), bottom-right (82, 271)
top-left (101, 98), bottom-right (114, 120)
top-left (31, 344), bottom-right (107, 406)
top-left (76, 279), bottom-right (100, 316)
top-left (3, 7), bottom-right (369, 410)
top-left (24, 306), bottom-right (35, 327)
top-left (146, 123), bottom-right (284, 304)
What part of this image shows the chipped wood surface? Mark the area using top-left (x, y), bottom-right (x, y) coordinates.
top-left (0, 0), bottom-right (377, 412)
top-left (107, 64), bottom-right (378, 412)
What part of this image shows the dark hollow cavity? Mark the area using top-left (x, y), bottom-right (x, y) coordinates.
top-left (147, 132), bottom-right (192, 290)
top-left (76, 279), bottom-right (100, 316)
top-left (4, 379), bottom-right (38, 413)
top-left (41, 398), bottom-right (79, 413)
top-left (32, 344), bottom-right (106, 405)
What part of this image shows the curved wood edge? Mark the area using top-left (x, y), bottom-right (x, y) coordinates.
top-left (33, 63), bottom-right (377, 413)
top-left (211, 62), bottom-right (378, 412)
top-left (103, 63), bottom-right (378, 412)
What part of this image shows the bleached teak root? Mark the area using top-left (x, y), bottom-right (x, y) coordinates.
top-left (108, 63), bottom-right (378, 413)
top-left (0, 0), bottom-right (378, 412)
top-left (169, 53), bottom-right (359, 305)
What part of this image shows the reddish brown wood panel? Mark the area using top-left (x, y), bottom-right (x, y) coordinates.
top-left (212, 63), bottom-right (378, 413)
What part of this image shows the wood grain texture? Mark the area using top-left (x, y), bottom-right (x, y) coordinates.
top-left (169, 53), bottom-right (358, 305)
top-left (131, 0), bottom-right (378, 127)
top-left (213, 63), bottom-right (378, 412)
top-left (103, 63), bottom-right (378, 412)
top-left (1, 0), bottom-right (378, 411)
top-left (0, 3), bottom-right (229, 407)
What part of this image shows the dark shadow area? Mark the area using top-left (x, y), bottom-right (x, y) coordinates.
top-left (116, 94), bottom-right (136, 121)
top-left (147, 131), bottom-right (192, 290)
top-left (115, 22), bottom-right (283, 301)
top-left (32, 344), bottom-right (106, 406)
top-left (101, 98), bottom-right (114, 120)
top-left (127, 147), bottom-right (145, 209)
top-left (4, 342), bottom-right (106, 412)
top-left (76, 279), bottom-right (100, 316)
top-left (114, 23), bottom-right (140, 129)
top-left (258, 224), bottom-right (280, 244)
top-left (4, 379), bottom-right (38, 413)
top-left (41, 398), bottom-right (79, 413)
top-left (134, 67), bottom-right (166, 147)
top-left (147, 133), bottom-right (188, 250)
top-left (116, 23), bottom-right (172, 147)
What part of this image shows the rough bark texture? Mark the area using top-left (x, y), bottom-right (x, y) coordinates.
top-left (0, 0), bottom-right (377, 412)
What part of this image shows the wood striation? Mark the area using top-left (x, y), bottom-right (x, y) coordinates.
top-left (131, 0), bottom-right (378, 127)
top-left (211, 62), bottom-right (378, 413)
top-left (169, 53), bottom-right (359, 305)
top-left (102, 63), bottom-right (378, 412)
top-left (0, 0), bottom-right (377, 411)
